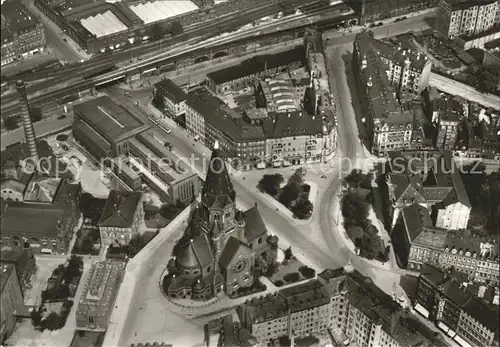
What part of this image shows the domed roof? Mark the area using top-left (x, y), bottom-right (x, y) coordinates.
top-left (175, 240), bottom-right (200, 269)
top-left (235, 209), bottom-right (245, 221)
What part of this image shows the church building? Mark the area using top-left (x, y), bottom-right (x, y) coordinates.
top-left (163, 141), bottom-right (277, 300)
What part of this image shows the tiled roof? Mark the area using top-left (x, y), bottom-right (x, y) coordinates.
top-left (219, 236), bottom-right (253, 269)
top-left (186, 89), bottom-right (265, 142)
top-left (420, 264), bottom-right (499, 334)
top-left (261, 110), bottom-right (324, 138)
top-left (354, 32), bottom-right (403, 126)
top-left (23, 176), bottom-right (62, 203)
top-left (201, 144), bottom-right (236, 208)
top-left (176, 233), bottom-right (214, 269)
top-left (1, 0), bottom-right (40, 42)
top-left (206, 46), bottom-right (305, 85)
top-left (242, 205), bottom-right (268, 242)
top-left (99, 190), bottom-right (142, 229)
top-left (370, 38), bottom-right (429, 72)
top-left (155, 78), bottom-right (187, 104)
top-left (279, 279), bottom-right (330, 313)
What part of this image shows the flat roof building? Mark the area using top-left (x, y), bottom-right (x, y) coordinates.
top-left (76, 260), bottom-right (125, 331)
top-left (73, 96), bottom-right (150, 159)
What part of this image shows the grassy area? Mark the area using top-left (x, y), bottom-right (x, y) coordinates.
top-left (269, 258), bottom-right (307, 287)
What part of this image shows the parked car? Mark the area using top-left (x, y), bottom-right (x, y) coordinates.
top-left (57, 114), bottom-right (67, 120)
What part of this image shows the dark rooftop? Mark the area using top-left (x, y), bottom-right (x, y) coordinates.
top-left (74, 96), bottom-right (150, 143)
top-left (1, 0), bottom-right (41, 42)
top-left (98, 190), bottom-right (143, 229)
top-left (206, 46), bottom-right (305, 85)
top-left (155, 78), bottom-right (187, 104)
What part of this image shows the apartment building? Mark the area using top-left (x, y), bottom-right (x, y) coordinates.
top-left (353, 32), bottom-right (414, 156)
top-left (1, 0), bottom-right (46, 66)
top-left (370, 40), bottom-right (432, 95)
top-left (415, 264), bottom-right (499, 347)
top-left (0, 263), bottom-right (24, 343)
top-left (391, 203), bottom-right (499, 284)
top-left (239, 269), bottom-right (445, 346)
top-left (428, 97), bottom-right (462, 150)
top-left (385, 150), bottom-right (471, 230)
top-left (438, 0), bottom-right (499, 37)
top-left (98, 190), bottom-right (144, 246)
top-left (154, 78), bottom-right (188, 118)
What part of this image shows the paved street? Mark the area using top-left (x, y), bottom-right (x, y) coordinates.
top-left (22, 0), bottom-right (89, 63)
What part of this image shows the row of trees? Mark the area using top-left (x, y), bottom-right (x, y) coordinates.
top-left (258, 168), bottom-right (314, 220)
top-left (148, 20), bottom-right (184, 41)
top-left (341, 170), bottom-right (388, 262)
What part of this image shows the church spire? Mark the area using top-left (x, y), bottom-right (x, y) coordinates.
top-left (201, 141), bottom-right (236, 208)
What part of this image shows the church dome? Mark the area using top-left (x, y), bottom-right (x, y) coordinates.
top-left (175, 240), bottom-right (200, 269)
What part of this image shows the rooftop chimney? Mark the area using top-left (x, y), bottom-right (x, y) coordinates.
top-left (16, 80), bottom-right (39, 163)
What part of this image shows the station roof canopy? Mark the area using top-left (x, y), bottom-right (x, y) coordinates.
top-left (80, 10), bottom-right (128, 38)
top-left (128, 0), bottom-right (198, 25)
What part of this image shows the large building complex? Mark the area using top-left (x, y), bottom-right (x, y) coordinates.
top-left (76, 260), bottom-right (125, 331)
top-left (73, 96), bottom-right (200, 203)
top-left (34, 0), bottom-right (269, 53)
top-left (0, 263), bottom-right (24, 344)
top-left (415, 264), bottom-right (499, 347)
top-left (0, 177), bottom-right (82, 254)
top-left (1, 0), bottom-right (46, 66)
top-left (385, 150), bottom-right (471, 230)
top-left (237, 268), bottom-right (446, 346)
top-left (392, 204), bottom-right (499, 283)
top-left (157, 33), bottom-right (337, 169)
top-left (163, 141), bottom-right (277, 300)
top-left (437, 0), bottom-right (500, 38)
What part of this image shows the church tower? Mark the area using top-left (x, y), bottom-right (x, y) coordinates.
top-left (201, 141), bottom-right (236, 256)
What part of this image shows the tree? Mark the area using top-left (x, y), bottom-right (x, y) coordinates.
top-left (42, 312), bottom-right (63, 331)
top-left (148, 23), bottom-right (167, 41)
top-left (299, 266), bottom-right (315, 279)
top-left (288, 167), bottom-right (306, 186)
top-left (3, 116), bottom-right (18, 131)
top-left (341, 193), bottom-right (369, 223)
top-left (258, 173), bottom-right (284, 196)
top-left (159, 203), bottom-right (182, 220)
top-left (265, 261), bottom-right (278, 277)
top-left (80, 238), bottom-right (94, 254)
top-left (291, 199), bottom-right (313, 220)
top-left (284, 247), bottom-right (293, 261)
top-left (79, 192), bottom-right (94, 211)
top-left (345, 169), bottom-right (373, 189)
top-left (279, 183), bottom-right (300, 207)
top-left (347, 226), bottom-right (364, 242)
top-left (63, 255), bottom-right (83, 283)
top-left (169, 20), bottom-right (184, 36)
top-left (29, 107), bottom-right (43, 123)
top-left (152, 89), bottom-right (165, 110)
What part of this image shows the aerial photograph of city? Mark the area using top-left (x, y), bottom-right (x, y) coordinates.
top-left (0, 0), bottom-right (499, 346)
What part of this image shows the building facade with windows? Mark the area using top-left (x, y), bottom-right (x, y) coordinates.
top-left (415, 264), bottom-right (499, 347)
top-left (385, 150), bottom-right (471, 230)
top-left (154, 78), bottom-right (188, 118)
top-left (1, 0), bottom-right (46, 66)
top-left (239, 268), bottom-right (445, 346)
top-left (0, 181), bottom-right (82, 254)
top-left (391, 203), bottom-right (499, 284)
top-left (438, 0), bottom-right (499, 37)
top-left (0, 263), bottom-right (24, 344)
top-left (98, 190), bottom-right (144, 246)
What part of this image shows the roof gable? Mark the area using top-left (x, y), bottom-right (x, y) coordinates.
top-left (99, 190), bottom-right (142, 228)
top-left (219, 236), bottom-right (253, 269)
top-left (243, 205), bottom-right (268, 241)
